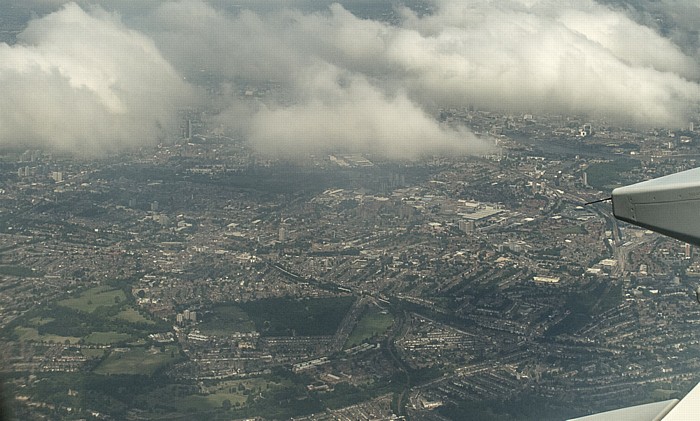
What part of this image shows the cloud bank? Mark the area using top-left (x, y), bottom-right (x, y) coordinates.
top-left (3, 0), bottom-right (700, 157)
top-left (0, 3), bottom-right (190, 156)
top-left (240, 64), bottom-right (481, 159)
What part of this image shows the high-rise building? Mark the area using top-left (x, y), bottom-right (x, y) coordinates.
top-left (458, 220), bottom-right (475, 233)
top-left (279, 227), bottom-right (286, 242)
top-left (157, 215), bottom-right (170, 226)
top-left (579, 124), bottom-right (593, 138)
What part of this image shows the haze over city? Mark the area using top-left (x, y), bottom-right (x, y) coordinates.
top-left (3, 1), bottom-right (700, 420)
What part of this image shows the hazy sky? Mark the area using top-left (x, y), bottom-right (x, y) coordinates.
top-left (2, 0), bottom-right (700, 157)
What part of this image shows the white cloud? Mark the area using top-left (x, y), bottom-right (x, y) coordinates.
top-left (3, 0), bottom-right (700, 157)
top-left (315, 0), bottom-right (700, 126)
top-left (241, 64), bottom-right (490, 159)
top-left (144, 0), bottom-right (700, 132)
top-left (137, 0), bottom-right (494, 159)
top-left (0, 3), bottom-right (190, 155)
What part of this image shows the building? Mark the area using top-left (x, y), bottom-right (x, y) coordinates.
top-left (458, 220), bottom-right (475, 233)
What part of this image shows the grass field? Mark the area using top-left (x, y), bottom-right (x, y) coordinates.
top-left (240, 296), bottom-right (355, 336)
top-left (171, 377), bottom-right (282, 412)
top-left (84, 331), bottom-right (132, 345)
top-left (115, 307), bottom-right (154, 324)
top-left (586, 159), bottom-right (639, 190)
top-left (15, 327), bottom-right (80, 344)
top-left (58, 285), bottom-right (126, 313)
top-left (174, 391), bottom-right (247, 412)
top-left (0, 265), bottom-right (43, 277)
top-left (94, 345), bottom-right (179, 375)
top-left (345, 310), bottom-right (394, 348)
top-left (198, 304), bottom-right (255, 336)
top-left (652, 389), bottom-right (680, 400)
top-left (27, 317), bottom-right (54, 327)
top-left (81, 348), bottom-right (107, 358)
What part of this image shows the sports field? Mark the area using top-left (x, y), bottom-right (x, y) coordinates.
top-left (94, 345), bottom-right (179, 375)
top-left (345, 310), bottom-right (394, 348)
top-left (58, 285), bottom-right (127, 313)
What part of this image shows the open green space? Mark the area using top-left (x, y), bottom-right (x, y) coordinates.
top-left (27, 317), bottom-right (54, 327)
top-left (198, 304), bottom-right (255, 336)
top-left (438, 395), bottom-right (574, 421)
top-left (115, 307), bottom-right (154, 324)
top-left (239, 296), bottom-right (356, 336)
top-left (171, 377), bottom-right (280, 412)
top-left (94, 345), bottom-right (180, 375)
top-left (81, 348), bottom-right (107, 358)
top-left (15, 326), bottom-right (80, 344)
top-left (546, 281), bottom-right (623, 337)
top-left (58, 285), bottom-right (126, 313)
top-left (23, 372), bottom-right (171, 420)
top-left (0, 264), bottom-right (42, 278)
top-left (652, 389), bottom-right (680, 400)
top-left (175, 392), bottom-right (247, 412)
top-left (586, 159), bottom-right (639, 190)
top-left (21, 364), bottom-right (388, 420)
top-left (34, 305), bottom-right (161, 338)
top-left (345, 309), bottom-right (394, 348)
top-left (199, 297), bottom-right (355, 337)
top-left (84, 331), bottom-right (132, 345)
top-left (4, 290), bottom-right (170, 346)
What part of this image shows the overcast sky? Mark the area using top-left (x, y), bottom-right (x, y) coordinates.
top-left (2, 0), bottom-right (700, 158)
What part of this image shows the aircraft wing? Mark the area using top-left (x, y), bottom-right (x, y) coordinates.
top-left (580, 168), bottom-right (700, 420)
top-left (611, 166), bottom-right (700, 246)
top-left (568, 382), bottom-right (700, 421)
top-left (567, 399), bottom-right (677, 421)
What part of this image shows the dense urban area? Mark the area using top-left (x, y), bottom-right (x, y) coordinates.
top-left (4, 1), bottom-right (700, 421)
top-left (2, 105), bottom-right (700, 421)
